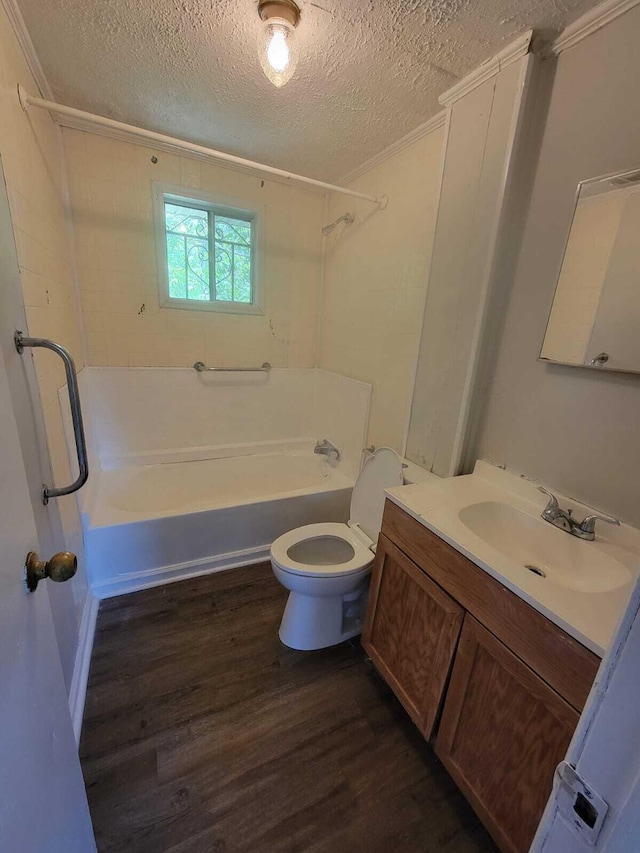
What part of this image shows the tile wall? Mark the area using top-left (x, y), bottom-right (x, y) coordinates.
top-left (62, 128), bottom-right (325, 370)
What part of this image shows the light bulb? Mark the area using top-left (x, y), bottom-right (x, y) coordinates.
top-left (267, 25), bottom-right (289, 73)
top-left (258, 16), bottom-right (299, 88)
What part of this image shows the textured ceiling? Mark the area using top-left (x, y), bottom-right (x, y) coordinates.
top-left (17, 0), bottom-right (601, 181)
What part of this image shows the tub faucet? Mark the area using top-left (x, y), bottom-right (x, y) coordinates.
top-left (314, 439), bottom-right (341, 461)
top-left (538, 487), bottom-right (620, 540)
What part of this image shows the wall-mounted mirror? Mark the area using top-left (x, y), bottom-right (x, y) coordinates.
top-left (540, 167), bottom-right (640, 374)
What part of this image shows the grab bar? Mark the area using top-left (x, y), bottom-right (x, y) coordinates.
top-left (14, 331), bottom-right (89, 504)
top-left (193, 361), bottom-right (271, 373)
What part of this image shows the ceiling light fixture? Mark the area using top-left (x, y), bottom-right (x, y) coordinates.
top-left (257, 0), bottom-right (301, 88)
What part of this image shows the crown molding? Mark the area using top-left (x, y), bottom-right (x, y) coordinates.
top-left (439, 30), bottom-right (533, 107)
top-left (552, 0), bottom-right (640, 54)
top-left (337, 111), bottom-right (446, 186)
top-left (1, 0), bottom-right (53, 99)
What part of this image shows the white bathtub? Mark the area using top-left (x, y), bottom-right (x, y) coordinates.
top-left (82, 450), bottom-right (353, 597)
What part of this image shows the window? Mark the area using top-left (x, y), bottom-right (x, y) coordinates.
top-left (154, 185), bottom-right (261, 314)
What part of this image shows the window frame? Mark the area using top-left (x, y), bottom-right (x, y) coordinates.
top-left (152, 182), bottom-right (264, 315)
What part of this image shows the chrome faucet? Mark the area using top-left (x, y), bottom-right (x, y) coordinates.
top-left (314, 439), bottom-right (341, 461)
top-left (537, 486), bottom-right (620, 541)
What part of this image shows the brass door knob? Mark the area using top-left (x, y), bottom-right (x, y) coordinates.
top-left (25, 551), bottom-right (77, 592)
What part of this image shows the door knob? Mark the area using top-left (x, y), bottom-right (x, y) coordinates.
top-left (25, 551), bottom-right (77, 592)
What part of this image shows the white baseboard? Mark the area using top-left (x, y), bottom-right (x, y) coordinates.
top-left (91, 544), bottom-right (271, 600)
top-left (68, 589), bottom-right (99, 747)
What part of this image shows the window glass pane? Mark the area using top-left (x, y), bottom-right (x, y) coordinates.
top-left (165, 203), bottom-right (208, 238)
top-left (186, 241), bottom-right (210, 301)
top-left (164, 202), bottom-right (210, 301)
top-left (213, 214), bottom-right (252, 303)
top-left (214, 216), bottom-right (251, 245)
top-left (166, 232), bottom-right (187, 299)
top-left (214, 244), bottom-right (233, 301)
top-left (233, 244), bottom-right (251, 302)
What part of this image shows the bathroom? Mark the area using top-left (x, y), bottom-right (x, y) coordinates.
top-left (1, 0), bottom-right (640, 850)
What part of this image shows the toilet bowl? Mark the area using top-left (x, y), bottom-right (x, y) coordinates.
top-left (270, 448), bottom-right (404, 650)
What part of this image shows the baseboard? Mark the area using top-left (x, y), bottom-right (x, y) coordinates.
top-left (91, 544), bottom-right (272, 599)
top-left (68, 589), bottom-right (99, 746)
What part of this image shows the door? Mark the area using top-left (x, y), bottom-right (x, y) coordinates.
top-left (532, 578), bottom-right (640, 852)
top-left (0, 339), bottom-right (94, 849)
top-left (436, 616), bottom-right (578, 853)
top-left (362, 533), bottom-right (464, 739)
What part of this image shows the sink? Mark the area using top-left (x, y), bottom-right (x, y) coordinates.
top-left (458, 501), bottom-right (631, 594)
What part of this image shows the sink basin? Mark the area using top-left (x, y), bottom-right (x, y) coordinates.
top-left (458, 501), bottom-right (631, 594)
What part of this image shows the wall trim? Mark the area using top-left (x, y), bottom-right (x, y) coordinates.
top-left (449, 52), bottom-right (538, 477)
top-left (0, 0), bottom-right (53, 99)
top-left (439, 31), bottom-right (533, 107)
top-left (552, 0), bottom-right (640, 54)
top-left (91, 545), bottom-right (271, 599)
top-left (338, 111), bottom-right (446, 186)
top-left (401, 108), bottom-right (451, 459)
top-left (68, 588), bottom-right (99, 746)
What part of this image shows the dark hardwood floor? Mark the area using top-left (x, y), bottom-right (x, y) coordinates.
top-left (81, 563), bottom-right (497, 852)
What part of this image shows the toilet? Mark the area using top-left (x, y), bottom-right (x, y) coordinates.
top-left (270, 448), bottom-right (404, 650)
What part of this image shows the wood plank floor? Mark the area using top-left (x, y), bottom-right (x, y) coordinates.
top-left (81, 563), bottom-right (497, 852)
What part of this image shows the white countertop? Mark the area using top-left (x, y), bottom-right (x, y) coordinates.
top-left (385, 461), bottom-right (640, 657)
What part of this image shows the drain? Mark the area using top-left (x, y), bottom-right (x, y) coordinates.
top-left (525, 564), bottom-right (546, 578)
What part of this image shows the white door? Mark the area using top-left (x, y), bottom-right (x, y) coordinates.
top-left (532, 579), bottom-right (640, 852)
top-left (0, 340), bottom-right (95, 850)
top-left (0, 158), bottom-right (95, 847)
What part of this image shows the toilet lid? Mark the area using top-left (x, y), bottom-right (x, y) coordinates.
top-left (349, 448), bottom-right (404, 542)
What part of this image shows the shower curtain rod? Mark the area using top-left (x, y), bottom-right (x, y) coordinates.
top-left (18, 87), bottom-right (385, 206)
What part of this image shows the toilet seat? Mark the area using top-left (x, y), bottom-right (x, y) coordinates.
top-left (270, 522), bottom-right (374, 578)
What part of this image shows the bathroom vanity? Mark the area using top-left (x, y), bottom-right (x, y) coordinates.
top-left (362, 463), bottom-right (639, 853)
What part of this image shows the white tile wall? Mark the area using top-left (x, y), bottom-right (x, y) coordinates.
top-left (62, 128), bottom-right (325, 370)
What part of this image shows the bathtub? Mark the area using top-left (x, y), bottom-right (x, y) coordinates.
top-left (82, 449), bottom-right (353, 597)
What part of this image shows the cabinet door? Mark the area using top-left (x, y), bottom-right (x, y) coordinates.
top-left (362, 534), bottom-right (464, 739)
top-left (436, 616), bottom-right (579, 853)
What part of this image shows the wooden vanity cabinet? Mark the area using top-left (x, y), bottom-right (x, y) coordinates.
top-left (436, 616), bottom-right (579, 853)
top-left (362, 535), bottom-right (464, 739)
top-left (363, 499), bottom-right (601, 853)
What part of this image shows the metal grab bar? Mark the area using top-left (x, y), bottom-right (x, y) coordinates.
top-left (193, 361), bottom-right (271, 373)
top-left (14, 331), bottom-right (89, 504)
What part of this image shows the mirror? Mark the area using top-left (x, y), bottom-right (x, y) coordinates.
top-left (540, 167), bottom-right (640, 374)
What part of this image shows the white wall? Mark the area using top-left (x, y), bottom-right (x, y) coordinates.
top-left (475, 7), bottom-right (640, 527)
top-left (318, 126), bottom-right (444, 453)
top-left (62, 128), bottom-right (325, 370)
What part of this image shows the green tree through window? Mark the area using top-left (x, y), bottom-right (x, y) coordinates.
top-left (164, 202), bottom-right (252, 304)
